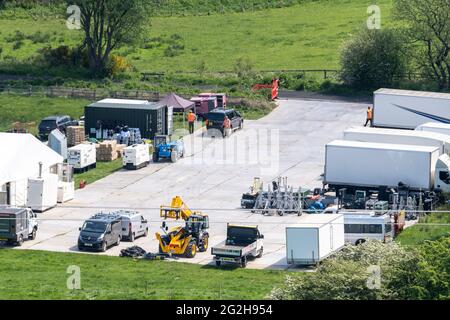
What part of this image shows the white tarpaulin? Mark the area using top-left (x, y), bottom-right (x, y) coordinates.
top-left (0, 133), bottom-right (63, 186)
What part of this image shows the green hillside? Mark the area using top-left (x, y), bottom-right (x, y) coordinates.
top-left (0, 0), bottom-right (393, 73)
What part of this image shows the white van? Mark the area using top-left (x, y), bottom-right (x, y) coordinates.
top-left (343, 213), bottom-right (394, 245)
top-left (117, 211), bottom-right (148, 242)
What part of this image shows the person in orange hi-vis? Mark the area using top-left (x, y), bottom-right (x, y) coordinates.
top-left (223, 116), bottom-right (231, 137)
top-left (187, 110), bottom-right (197, 134)
top-left (364, 106), bottom-right (373, 127)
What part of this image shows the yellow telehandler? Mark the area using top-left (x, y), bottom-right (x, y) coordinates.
top-left (155, 196), bottom-right (209, 258)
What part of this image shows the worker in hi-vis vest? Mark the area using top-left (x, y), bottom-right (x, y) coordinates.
top-left (187, 110), bottom-right (197, 134)
top-left (364, 106), bottom-right (373, 127)
top-left (223, 116), bottom-right (231, 137)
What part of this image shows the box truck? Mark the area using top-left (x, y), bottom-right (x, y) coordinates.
top-left (324, 140), bottom-right (450, 193)
top-left (343, 126), bottom-right (450, 155)
top-left (68, 143), bottom-right (97, 173)
top-left (0, 207), bottom-right (38, 246)
top-left (373, 89), bottom-right (450, 129)
top-left (416, 122), bottom-right (450, 136)
top-left (286, 214), bottom-right (345, 265)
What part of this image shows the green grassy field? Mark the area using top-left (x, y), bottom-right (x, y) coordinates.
top-left (0, 249), bottom-right (285, 300)
top-left (396, 210), bottom-right (450, 246)
top-left (0, 0), bottom-right (393, 73)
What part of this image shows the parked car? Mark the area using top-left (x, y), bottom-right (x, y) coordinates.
top-left (0, 207), bottom-right (38, 246)
top-left (205, 109), bottom-right (243, 137)
top-left (117, 211), bottom-right (148, 241)
top-left (78, 213), bottom-right (122, 252)
top-left (38, 115), bottom-right (76, 140)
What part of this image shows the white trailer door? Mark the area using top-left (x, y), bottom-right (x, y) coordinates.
top-left (286, 228), bottom-right (319, 264)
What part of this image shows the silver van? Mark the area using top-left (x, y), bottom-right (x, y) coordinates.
top-left (117, 211), bottom-right (148, 242)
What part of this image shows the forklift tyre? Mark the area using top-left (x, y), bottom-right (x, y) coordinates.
top-left (152, 152), bottom-right (159, 163)
top-left (184, 241), bottom-right (197, 258)
top-left (29, 228), bottom-right (37, 240)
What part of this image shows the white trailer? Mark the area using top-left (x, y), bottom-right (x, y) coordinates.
top-left (68, 143), bottom-right (97, 173)
top-left (123, 144), bottom-right (150, 170)
top-left (416, 122), bottom-right (450, 137)
top-left (373, 89), bottom-right (450, 129)
top-left (286, 214), bottom-right (345, 265)
top-left (343, 126), bottom-right (450, 155)
top-left (324, 140), bottom-right (450, 192)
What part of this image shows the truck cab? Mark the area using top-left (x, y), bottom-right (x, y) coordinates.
top-left (435, 154), bottom-right (450, 193)
top-left (0, 207), bottom-right (38, 246)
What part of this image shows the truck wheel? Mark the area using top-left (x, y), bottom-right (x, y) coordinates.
top-left (16, 235), bottom-right (24, 247)
top-left (29, 228), bottom-right (37, 240)
top-left (171, 151), bottom-right (178, 163)
top-left (241, 256), bottom-right (248, 268)
top-left (256, 247), bottom-right (264, 258)
top-left (215, 260), bottom-right (221, 267)
top-left (184, 241), bottom-right (197, 258)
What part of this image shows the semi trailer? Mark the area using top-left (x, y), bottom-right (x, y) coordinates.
top-left (324, 140), bottom-right (450, 193)
top-left (343, 126), bottom-right (450, 155)
top-left (373, 89), bottom-right (450, 129)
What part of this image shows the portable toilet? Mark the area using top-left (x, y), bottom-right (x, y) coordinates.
top-left (48, 129), bottom-right (68, 160)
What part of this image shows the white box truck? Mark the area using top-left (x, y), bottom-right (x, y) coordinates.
top-left (416, 122), bottom-right (450, 136)
top-left (343, 126), bottom-right (450, 155)
top-left (286, 214), bottom-right (345, 265)
top-left (68, 143), bottom-right (97, 173)
top-left (324, 140), bottom-right (450, 193)
top-left (123, 144), bottom-right (150, 170)
top-left (373, 89), bottom-right (450, 129)
top-left (27, 174), bottom-right (58, 212)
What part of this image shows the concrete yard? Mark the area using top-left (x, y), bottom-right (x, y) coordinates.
top-left (16, 98), bottom-right (367, 270)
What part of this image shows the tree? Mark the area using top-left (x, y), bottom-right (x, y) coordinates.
top-left (395, 0), bottom-right (450, 90)
top-left (69, 0), bottom-right (152, 76)
top-left (340, 28), bottom-right (407, 89)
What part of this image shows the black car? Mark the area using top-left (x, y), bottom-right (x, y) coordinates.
top-left (38, 115), bottom-right (74, 140)
top-left (78, 213), bottom-right (122, 252)
top-left (205, 109), bottom-right (244, 137)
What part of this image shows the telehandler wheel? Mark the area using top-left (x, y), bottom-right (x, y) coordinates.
top-left (199, 235), bottom-right (209, 252)
top-left (184, 241), bottom-right (197, 258)
top-left (171, 151), bottom-right (179, 163)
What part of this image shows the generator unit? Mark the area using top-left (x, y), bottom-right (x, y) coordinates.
top-left (67, 143), bottom-right (97, 173)
top-left (27, 174), bottom-right (58, 212)
top-left (57, 163), bottom-right (75, 203)
top-left (123, 144), bottom-right (150, 170)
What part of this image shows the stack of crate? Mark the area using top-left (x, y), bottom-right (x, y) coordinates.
top-left (96, 141), bottom-right (119, 162)
top-left (116, 144), bottom-right (127, 158)
top-left (67, 126), bottom-right (85, 147)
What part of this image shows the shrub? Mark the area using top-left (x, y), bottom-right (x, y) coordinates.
top-left (12, 40), bottom-right (24, 50)
top-left (340, 28), bottom-right (407, 89)
top-left (106, 55), bottom-right (130, 78)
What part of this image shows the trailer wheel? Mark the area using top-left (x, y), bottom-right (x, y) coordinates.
top-left (241, 256), bottom-right (248, 268)
top-left (29, 228), bottom-right (37, 240)
top-left (16, 235), bottom-right (24, 247)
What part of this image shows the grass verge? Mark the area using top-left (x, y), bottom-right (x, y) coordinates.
top-left (0, 249), bottom-right (285, 300)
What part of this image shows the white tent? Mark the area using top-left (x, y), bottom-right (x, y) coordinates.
top-left (0, 133), bottom-right (63, 206)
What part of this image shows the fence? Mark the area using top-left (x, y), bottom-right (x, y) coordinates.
top-left (0, 85), bottom-right (161, 102)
